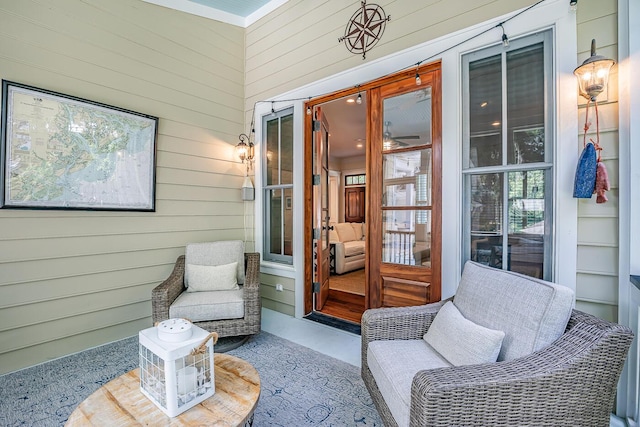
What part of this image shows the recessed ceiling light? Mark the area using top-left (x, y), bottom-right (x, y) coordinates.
top-left (356, 143), bottom-right (363, 148)
top-left (480, 101), bottom-right (488, 107)
top-left (346, 98), bottom-right (355, 103)
top-left (492, 121), bottom-right (500, 126)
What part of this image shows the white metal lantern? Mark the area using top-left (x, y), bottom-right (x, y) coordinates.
top-left (138, 318), bottom-right (217, 417)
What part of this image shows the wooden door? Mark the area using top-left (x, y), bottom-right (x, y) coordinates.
top-left (345, 187), bottom-right (365, 223)
top-left (313, 107), bottom-right (331, 310)
top-left (368, 65), bottom-right (442, 308)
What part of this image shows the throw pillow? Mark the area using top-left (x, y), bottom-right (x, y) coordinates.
top-left (424, 301), bottom-right (505, 366)
top-left (351, 223), bottom-right (364, 240)
top-left (185, 262), bottom-right (239, 292)
top-left (335, 223), bottom-right (357, 242)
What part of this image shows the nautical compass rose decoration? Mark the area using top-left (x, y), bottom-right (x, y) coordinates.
top-left (339, 1), bottom-right (390, 60)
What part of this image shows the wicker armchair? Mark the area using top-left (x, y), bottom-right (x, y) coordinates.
top-left (152, 243), bottom-right (261, 338)
top-left (362, 304), bottom-right (633, 427)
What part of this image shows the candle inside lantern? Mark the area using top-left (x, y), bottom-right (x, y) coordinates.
top-left (176, 366), bottom-right (197, 395)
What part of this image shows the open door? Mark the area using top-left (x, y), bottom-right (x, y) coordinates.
top-left (368, 64), bottom-right (442, 308)
top-left (313, 107), bottom-right (331, 310)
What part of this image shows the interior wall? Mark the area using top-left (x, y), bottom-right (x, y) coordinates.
top-left (574, 0), bottom-right (620, 322)
top-left (0, 0), bottom-right (246, 374)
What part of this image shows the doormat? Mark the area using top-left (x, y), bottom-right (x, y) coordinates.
top-left (305, 312), bottom-right (361, 335)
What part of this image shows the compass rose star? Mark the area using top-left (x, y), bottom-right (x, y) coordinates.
top-left (339, 1), bottom-right (390, 59)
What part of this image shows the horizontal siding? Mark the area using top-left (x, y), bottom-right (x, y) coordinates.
top-left (0, 0), bottom-right (246, 374)
top-left (260, 273), bottom-right (295, 315)
top-left (575, 0), bottom-right (619, 321)
top-left (245, 0), bottom-right (536, 104)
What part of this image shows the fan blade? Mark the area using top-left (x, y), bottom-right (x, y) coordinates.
top-left (393, 135), bottom-right (420, 139)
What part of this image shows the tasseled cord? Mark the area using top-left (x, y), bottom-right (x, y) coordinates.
top-left (584, 100), bottom-right (611, 204)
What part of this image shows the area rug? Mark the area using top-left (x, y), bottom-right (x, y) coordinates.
top-left (330, 268), bottom-right (365, 296)
top-left (0, 332), bottom-right (381, 426)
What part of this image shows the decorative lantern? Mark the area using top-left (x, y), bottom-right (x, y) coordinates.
top-left (138, 318), bottom-right (217, 417)
top-left (573, 39), bottom-right (615, 101)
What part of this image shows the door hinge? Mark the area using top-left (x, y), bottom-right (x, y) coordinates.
top-left (313, 120), bottom-right (321, 131)
top-left (313, 282), bottom-right (321, 293)
top-left (313, 174), bottom-right (321, 185)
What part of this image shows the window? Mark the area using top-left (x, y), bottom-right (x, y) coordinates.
top-left (263, 107), bottom-right (294, 264)
top-left (345, 174), bottom-right (366, 186)
top-left (462, 30), bottom-right (553, 280)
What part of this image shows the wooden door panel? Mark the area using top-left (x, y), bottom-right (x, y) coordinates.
top-left (345, 187), bottom-right (365, 223)
top-left (381, 276), bottom-right (431, 307)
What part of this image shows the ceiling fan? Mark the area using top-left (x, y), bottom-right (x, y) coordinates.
top-left (383, 121), bottom-right (419, 150)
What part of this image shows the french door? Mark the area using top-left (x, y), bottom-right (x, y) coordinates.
top-left (368, 65), bottom-right (442, 308)
top-left (312, 107), bottom-right (331, 310)
top-left (303, 63), bottom-right (442, 315)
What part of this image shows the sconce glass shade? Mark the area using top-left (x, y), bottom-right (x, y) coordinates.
top-left (573, 39), bottom-right (615, 101)
top-left (235, 134), bottom-right (254, 164)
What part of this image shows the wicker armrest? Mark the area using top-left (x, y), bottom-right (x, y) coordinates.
top-left (151, 255), bottom-right (186, 324)
top-left (409, 310), bottom-right (634, 426)
top-left (361, 301), bottom-right (446, 366)
top-left (242, 252), bottom-right (261, 303)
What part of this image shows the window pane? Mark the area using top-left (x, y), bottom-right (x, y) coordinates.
top-left (383, 149), bottom-right (432, 207)
top-left (281, 114), bottom-right (293, 184)
top-left (265, 118), bottom-right (279, 186)
top-left (383, 88), bottom-right (431, 151)
top-left (382, 210), bottom-right (431, 267)
top-left (283, 187), bottom-right (293, 256)
top-left (469, 55), bottom-right (502, 167)
top-left (470, 173), bottom-right (503, 234)
top-left (507, 43), bottom-right (545, 164)
top-left (508, 170), bottom-right (545, 278)
top-left (268, 189), bottom-right (283, 254)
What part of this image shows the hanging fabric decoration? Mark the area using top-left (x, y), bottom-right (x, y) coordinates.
top-left (573, 141), bottom-right (596, 198)
top-left (573, 99), bottom-right (609, 202)
top-left (590, 101), bottom-right (610, 203)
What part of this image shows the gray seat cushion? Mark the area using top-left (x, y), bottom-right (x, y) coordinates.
top-left (367, 339), bottom-right (451, 427)
top-left (185, 240), bottom-right (245, 285)
top-left (454, 261), bottom-right (574, 361)
top-left (169, 288), bottom-right (244, 322)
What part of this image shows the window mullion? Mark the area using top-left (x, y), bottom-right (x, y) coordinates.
top-left (501, 50), bottom-right (509, 271)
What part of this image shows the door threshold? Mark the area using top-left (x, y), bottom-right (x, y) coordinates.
top-left (304, 312), bottom-right (361, 335)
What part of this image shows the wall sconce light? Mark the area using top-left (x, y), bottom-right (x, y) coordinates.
top-left (569, 0), bottom-right (578, 11)
top-left (236, 133), bottom-right (254, 173)
top-left (573, 39), bottom-right (615, 101)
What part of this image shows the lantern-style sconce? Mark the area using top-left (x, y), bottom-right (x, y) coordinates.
top-left (138, 318), bottom-right (217, 417)
top-left (573, 39), bottom-right (615, 101)
top-left (236, 133), bottom-right (255, 173)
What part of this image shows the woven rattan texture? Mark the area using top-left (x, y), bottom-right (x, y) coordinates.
top-left (152, 253), bottom-right (261, 338)
top-left (361, 304), bottom-right (633, 427)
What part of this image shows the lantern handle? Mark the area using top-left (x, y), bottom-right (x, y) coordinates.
top-left (190, 331), bottom-right (219, 355)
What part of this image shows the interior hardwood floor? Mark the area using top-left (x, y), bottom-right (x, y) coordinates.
top-left (318, 289), bottom-right (365, 324)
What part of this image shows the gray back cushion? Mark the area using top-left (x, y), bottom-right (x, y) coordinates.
top-left (454, 261), bottom-right (574, 362)
top-left (185, 240), bottom-right (245, 285)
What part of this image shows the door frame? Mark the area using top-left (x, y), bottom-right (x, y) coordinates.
top-left (303, 62), bottom-right (442, 315)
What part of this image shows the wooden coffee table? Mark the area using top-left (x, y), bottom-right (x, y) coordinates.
top-left (65, 353), bottom-right (260, 426)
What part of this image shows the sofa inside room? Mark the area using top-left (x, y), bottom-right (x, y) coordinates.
top-left (329, 222), bottom-right (365, 274)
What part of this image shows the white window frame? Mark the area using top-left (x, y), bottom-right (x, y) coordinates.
top-left (262, 107), bottom-right (294, 265)
top-left (461, 30), bottom-right (555, 280)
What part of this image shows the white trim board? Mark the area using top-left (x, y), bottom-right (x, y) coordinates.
top-left (141, 0), bottom-right (289, 27)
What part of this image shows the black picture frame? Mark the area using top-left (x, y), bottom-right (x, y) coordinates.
top-left (1, 80), bottom-right (158, 211)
